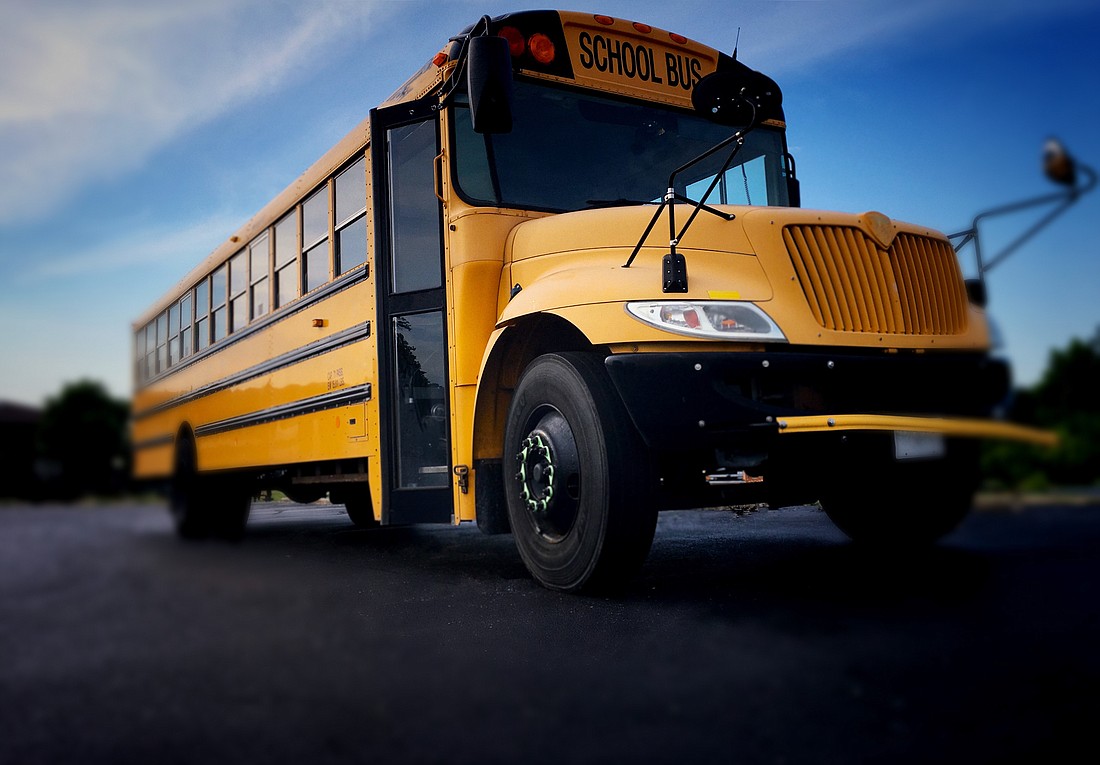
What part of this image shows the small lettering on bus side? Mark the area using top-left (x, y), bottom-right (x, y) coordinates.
top-left (327, 368), bottom-right (346, 391)
top-left (576, 31), bottom-right (703, 91)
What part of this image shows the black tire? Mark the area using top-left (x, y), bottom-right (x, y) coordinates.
top-left (819, 436), bottom-right (978, 547)
top-left (169, 435), bottom-right (250, 540)
top-left (209, 476), bottom-right (251, 541)
top-left (504, 352), bottom-right (657, 592)
top-left (169, 435), bottom-right (212, 539)
top-left (341, 489), bottom-right (380, 529)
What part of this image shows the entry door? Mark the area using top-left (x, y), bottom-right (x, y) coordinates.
top-left (371, 101), bottom-right (452, 524)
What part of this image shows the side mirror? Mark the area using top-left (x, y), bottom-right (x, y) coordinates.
top-left (786, 176), bottom-right (801, 208)
top-left (691, 67), bottom-right (783, 127)
top-left (1043, 138), bottom-right (1077, 187)
top-left (467, 35), bottom-right (514, 134)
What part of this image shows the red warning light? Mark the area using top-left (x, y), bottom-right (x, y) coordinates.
top-left (593, 15), bottom-right (614, 26)
top-left (498, 26), bottom-right (525, 57)
top-left (632, 22), bottom-right (652, 34)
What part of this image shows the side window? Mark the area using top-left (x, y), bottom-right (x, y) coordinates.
top-left (229, 250), bottom-right (247, 333)
top-left (302, 186), bottom-right (330, 294)
top-left (179, 293), bottom-right (193, 360)
top-left (335, 157), bottom-right (367, 275)
top-left (195, 278), bottom-right (210, 351)
top-left (134, 328), bottom-right (144, 383)
top-left (274, 212), bottom-right (298, 308)
top-left (144, 323), bottom-right (156, 379)
top-left (168, 302), bottom-right (181, 367)
top-left (250, 233), bottom-right (270, 320)
top-left (155, 313), bottom-right (168, 373)
top-left (211, 264), bottom-right (228, 342)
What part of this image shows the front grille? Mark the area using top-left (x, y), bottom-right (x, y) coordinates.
top-left (783, 225), bottom-right (968, 335)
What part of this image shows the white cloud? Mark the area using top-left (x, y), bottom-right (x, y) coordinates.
top-left (21, 210), bottom-right (248, 281)
top-left (0, 0), bottom-right (388, 226)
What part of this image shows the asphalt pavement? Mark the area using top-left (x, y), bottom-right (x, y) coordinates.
top-left (2, 498), bottom-right (1099, 764)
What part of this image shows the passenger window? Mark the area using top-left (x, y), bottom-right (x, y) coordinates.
top-left (211, 265), bottom-right (228, 343)
top-left (229, 251), bottom-right (247, 333)
top-left (336, 157), bottom-right (367, 275)
top-left (195, 279), bottom-right (210, 351)
top-left (179, 293), bottom-right (193, 359)
top-left (144, 324), bottom-right (156, 379)
top-left (274, 212), bottom-right (298, 308)
top-left (250, 234), bottom-right (270, 319)
top-left (168, 303), bottom-right (181, 367)
top-left (302, 187), bottom-right (330, 293)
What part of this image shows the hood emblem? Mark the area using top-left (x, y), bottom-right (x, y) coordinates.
top-left (860, 211), bottom-right (897, 249)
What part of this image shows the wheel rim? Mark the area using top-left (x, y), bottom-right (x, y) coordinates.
top-left (514, 407), bottom-right (581, 541)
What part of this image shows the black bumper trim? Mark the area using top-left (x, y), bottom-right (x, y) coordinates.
top-left (604, 350), bottom-right (1009, 449)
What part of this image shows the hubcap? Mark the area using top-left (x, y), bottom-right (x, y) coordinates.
top-left (514, 409), bottom-right (581, 540)
top-left (516, 434), bottom-right (555, 514)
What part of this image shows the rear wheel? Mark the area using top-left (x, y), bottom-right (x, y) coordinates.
top-left (340, 488), bottom-right (380, 529)
top-left (819, 436), bottom-right (978, 546)
top-left (504, 352), bottom-right (657, 592)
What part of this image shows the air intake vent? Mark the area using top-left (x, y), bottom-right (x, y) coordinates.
top-left (783, 225), bottom-right (968, 335)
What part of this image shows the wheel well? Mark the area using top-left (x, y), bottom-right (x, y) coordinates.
top-left (174, 423), bottom-right (196, 473)
top-left (472, 314), bottom-right (597, 463)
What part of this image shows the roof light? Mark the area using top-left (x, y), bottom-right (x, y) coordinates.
top-left (669, 32), bottom-right (688, 45)
top-left (594, 15), bottom-right (614, 26)
top-left (432, 52), bottom-right (448, 67)
top-left (527, 33), bottom-right (556, 65)
top-left (632, 22), bottom-right (652, 34)
top-left (498, 26), bottom-right (525, 57)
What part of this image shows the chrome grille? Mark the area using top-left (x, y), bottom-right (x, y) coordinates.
top-left (783, 225), bottom-right (968, 335)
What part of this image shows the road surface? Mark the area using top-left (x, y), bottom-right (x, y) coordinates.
top-left (2, 498), bottom-right (1099, 764)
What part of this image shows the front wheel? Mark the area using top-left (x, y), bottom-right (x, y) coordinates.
top-left (819, 437), bottom-right (978, 547)
top-left (504, 352), bottom-right (657, 592)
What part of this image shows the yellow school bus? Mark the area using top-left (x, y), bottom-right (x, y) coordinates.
top-left (132, 10), bottom-right (1056, 591)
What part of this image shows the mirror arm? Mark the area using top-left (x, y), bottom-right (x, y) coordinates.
top-left (950, 160), bottom-right (1096, 279)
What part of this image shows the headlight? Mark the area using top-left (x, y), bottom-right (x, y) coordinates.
top-left (625, 301), bottom-right (787, 341)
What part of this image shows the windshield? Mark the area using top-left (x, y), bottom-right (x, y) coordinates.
top-left (452, 79), bottom-right (791, 212)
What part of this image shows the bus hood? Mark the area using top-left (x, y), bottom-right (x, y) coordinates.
top-left (501, 205), bottom-right (988, 351)
top-left (504, 205), bottom-right (772, 310)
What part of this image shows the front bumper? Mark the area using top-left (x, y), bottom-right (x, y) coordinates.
top-left (604, 350), bottom-right (1050, 448)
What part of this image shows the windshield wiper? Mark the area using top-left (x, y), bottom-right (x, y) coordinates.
top-left (621, 130), bottom-right (743, 292)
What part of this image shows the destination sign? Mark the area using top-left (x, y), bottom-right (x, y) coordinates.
top-left (565, 26), bottom-right (717, 100)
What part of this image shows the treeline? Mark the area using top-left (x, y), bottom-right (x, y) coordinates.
top-left (982, 327), bottom-right (1100, 491)
top-left (1, 381), bottom-right (130, 501)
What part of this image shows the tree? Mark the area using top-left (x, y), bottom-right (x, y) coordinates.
top-left (982, 327), bottom-right (1100, 489)
top-left (36, 380), bottom-right (130, 499)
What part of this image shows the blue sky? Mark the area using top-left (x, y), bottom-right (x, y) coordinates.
top-left (1, 0), bottom-right (1097, 408)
